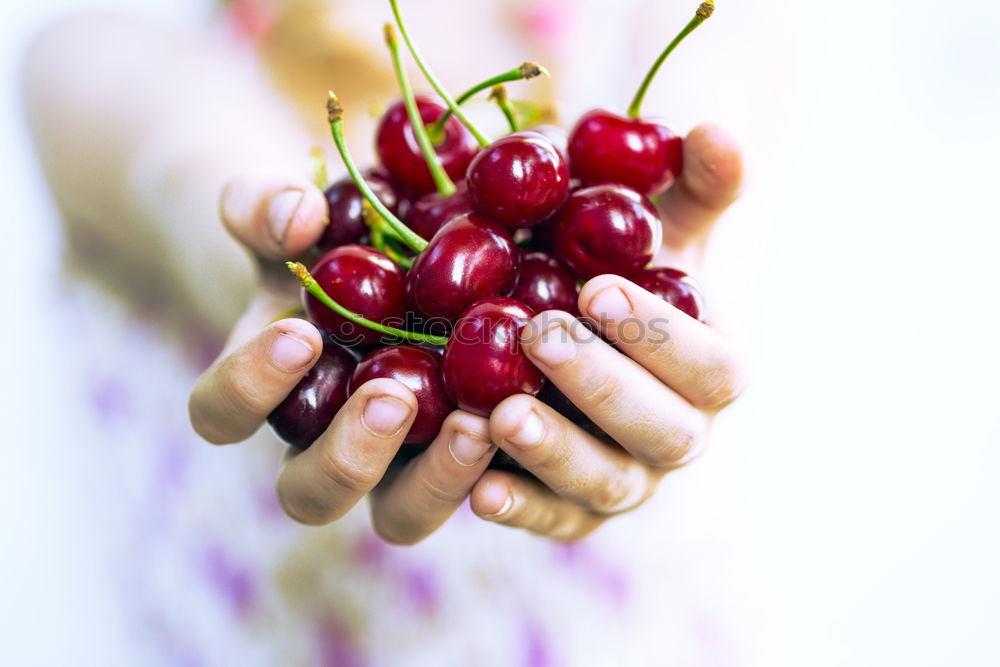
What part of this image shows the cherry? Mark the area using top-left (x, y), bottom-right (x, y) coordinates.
top-left (405, 213), bottom-right (520, 322)
top-left (267, 340), bottom-right (358, 449)
top-left (510, 251), bottom-right (580, 316)
top-left (632, 267), bottom-right (706, 321)
top-left (375, 96), bottom-right (478, 196)
top-left (466, 131), bottom-right (570, 229)
top-left (349, 345), bottom-right (454, 444)
top-left (551, 184), bottom-right (663, 281)
top-left (315, 170), bottom-right (399, 253)
top-left (442, 297), bottom-right (545, 417)
top-left (303, 245), bottom-right (407, 345)
top-left (406, 181), bottom-right (473, 241)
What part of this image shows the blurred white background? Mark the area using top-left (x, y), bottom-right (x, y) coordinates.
top-left (2, 0), bottom-right (999, 665)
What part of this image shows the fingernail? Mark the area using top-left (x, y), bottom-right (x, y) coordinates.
top-left (507, 410), bottom-right (545, 450)
top-left (530, 322), bottom-right (576, 366)
top-left (363, 396), bottom-right (412, 437)
top-left (589, 286), bottom-right (632, 322)
top-left (449, 432), bottom-right (494, 467)
top-left (270, 332), bottom-right (315, 372)
top-left (267, 189), bottom-right (304, 248)
top-left (482, 485), bottom-right (514, 518)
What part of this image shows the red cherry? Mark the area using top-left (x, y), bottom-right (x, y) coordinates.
top-left (510, 251), bottom-right (580, 316)
top-left (405, 213), bottom-right (520, 322)
top-left (267, 340), bottom-right (358, 449)
top-left (551, 184), bottom-right (663, 281)
top-left (466, 131), bottom-right (570, 229)
top-left (315, 170), bottom-right (399, 254)
top-left (443, 297), bottom-right (545, 416)
top-left (375, 96), bottom-right (478, 196)
top-left (349, 345), bottom-right (454, 444)
top-left (632, 267), bottom-right (705, 321)
top-left (304, 245), bottom-right (406, 345)
top-left (405, 180), bottom-right (473, 240)
top-left (568, 109), bottom-right (683, 198)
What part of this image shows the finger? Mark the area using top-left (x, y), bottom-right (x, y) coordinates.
top-left (189, 318), bottom-right (323, 445)
top-left (579, 274), bottom-right (746, 410)
top-left (658, 124), bottom-right (744, 250)
top-left (470, 471), bottom-right (605, 542)
top-left (521, 311), bottom-right (709, 469)
top-left (219, 173), bottom-right (328, 262)
top-left (276, 379), bottom-right (417, 526)
top-left (488, 395), bottom-right (658, 514)
top-left (369, 411), bottom-right (495, 545)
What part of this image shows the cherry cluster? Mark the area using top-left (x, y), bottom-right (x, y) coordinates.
top-left (268, 0), bottom-right (714, 459)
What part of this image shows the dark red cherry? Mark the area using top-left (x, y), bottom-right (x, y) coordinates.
top-left (568, 109), bottom-right (683, 198)
top-left (375, 96), bottom-right (478, 196)
top-left (443, 297), bottom-right (545, 417)
top-left (349, 346), bottom-right (454, 444)
top-left (315, 170), bottom-right (399, 253)
top-left (405, 213), bottom-right (520, 322)
top-left (406, 181), bottom-right (473, 240)
top-left (466, 131), bottom-right (570, 229)
top-left (267, 340), bottom-right (357, 449)
top-left (304, 245), bottom-right (406, 345)
top-left (510, 251), bottom-right (579, 316)
top-left (632, 267), bottom-right (706, 321)
top-left (551, 184), bottom-right (663, 281)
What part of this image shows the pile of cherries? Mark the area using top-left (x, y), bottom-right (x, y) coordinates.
top-left (269, 0), bottom-right (714, 458)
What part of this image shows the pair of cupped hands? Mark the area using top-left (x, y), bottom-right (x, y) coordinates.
top-left (189, 124), bottom-right (745, 544)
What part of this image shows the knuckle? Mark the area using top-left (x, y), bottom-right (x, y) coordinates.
top-left (221, 367), bottom-right (273, 421)
top-left (371, 514), bottom-right (422, 547)
top-left (316, 448), bottom-right (382, 495)
top-left (588, 471), bottom-right (639, 515)
top-left (276, 485), bottom-right (327, 527)
top-left (576, 372), bottom-right (621, 412)
top-left (417, 473), bottom-right (467, 506)
top-left (692, 358), bottom-right (746, 410)
top-left (648, 422), bottom-right (706, 469)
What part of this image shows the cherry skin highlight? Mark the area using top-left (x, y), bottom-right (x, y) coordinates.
top-left (405, 213), bottom-right (520, 322)
top-left (303, 245), bottom-right (407, 345)
top-left (568, 109), bottom-right (683, 198)
top-left (315, 169), bottom-right (399, 254)
top-left (375, 96), bottom-right (478, 196)
top-left (466, 131), bottom-right (570, 229)
top-left (267, 339), bottom-right (358, 449)
top-left (443, 297), bottom-right (546, 417)
top-left (632, 267), bottom-right (705, 321)
top-left (510, 251), bottom-right (580, 316)
top-left (349, 345), bottom-right (454, 444)
top-left (406, 180), bottom-right (473, 240)
top-left (551, 184), bottom-right (663, 281)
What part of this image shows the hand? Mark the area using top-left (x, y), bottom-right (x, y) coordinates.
top-left (188, 172), bottom-right (498, 545)
top-left (468, 124), bottom-right (746, 541)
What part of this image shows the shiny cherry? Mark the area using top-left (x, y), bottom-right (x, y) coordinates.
top-left (375, 96), bottom-right (478, 196)
top-left (304, 245), bottom-right (406, 345)
top-left (632, 267), bottom-right (705, 321)
top-left (405, 181), bottom-right (473, 240)
top-left (405, 213), bottom-right (520, 322)
top-left (315, 169), bottom-right (399, 253)
top-left (567, 109), bottom-right (682, 197)
top-left (466, 131), bottom-right (570, 229)
top-left (349, 345), bottom-right (454, 444)
top-left (267, 340), bottom-right (357, 449)
top-left (510, 251), bottom-right (579, 316)
top-left (443, 297), bottom-right (545, 417)
top-left (551, 184), bottom-right (663, 281)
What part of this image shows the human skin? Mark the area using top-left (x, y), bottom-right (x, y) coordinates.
top-left (22, 12), bottom-right (745, 544)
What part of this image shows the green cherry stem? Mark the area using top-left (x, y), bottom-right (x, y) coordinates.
top-left (489, 85), bottom-right (519, 133)
top-left (427, 61), bottom-right (549, 140)
top-left (389, 0), bottom-right (491, 147)
top-left (362, 200), bottom-right (415, 270)
top-left (626, 0), bottom-right (715, 118)
top-left (326, 92), bottom-right (428, 253)
top-left (288, 262), bottom-right (447, 346)
top-left (384, 24), bottom-right (456, 197)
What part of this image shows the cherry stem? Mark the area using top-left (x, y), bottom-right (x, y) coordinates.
top-left (362, 200), bottom-right (414, 270)
top-left (428, 61), bottom-right (548, 140)
top-left (626, 0), bottom-right (715, 118)
top-left (327, 92), bottom-right (429, 253)
top-left (384, 24), bottom-right (456, 197)
top-left (489, 85), bottom-right (519, 133)
top-left (287, 262), bottom-right (448, 346)
top-left (310, 147), bottom-right (329, 190)
top-left (389, 0), bottom-right (491, 147)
